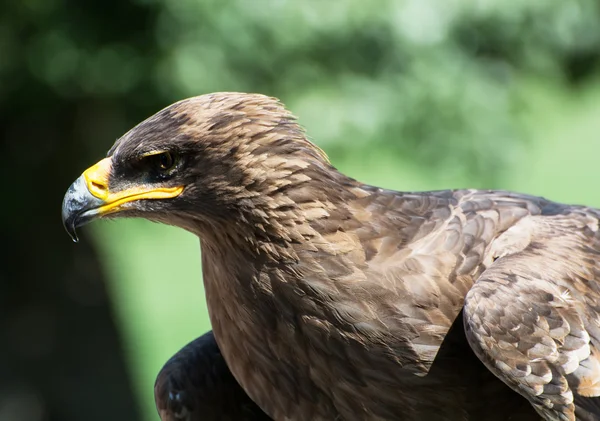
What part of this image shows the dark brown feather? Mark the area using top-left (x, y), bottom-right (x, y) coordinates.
top-left (154, 331), bottom-right (270, 421)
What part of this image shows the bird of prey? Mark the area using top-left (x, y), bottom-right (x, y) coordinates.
top-left (62, 92), bottom-right (600, 421)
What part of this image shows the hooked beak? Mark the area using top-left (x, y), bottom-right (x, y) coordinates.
top-left (61, 157), bottom-right (184, 242)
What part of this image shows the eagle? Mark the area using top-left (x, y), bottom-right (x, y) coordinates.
top-left (62, 92), bottom-right (600, 420)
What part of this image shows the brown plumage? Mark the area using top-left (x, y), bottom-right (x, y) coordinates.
top-left (61, 92), bottom-right (600, 420)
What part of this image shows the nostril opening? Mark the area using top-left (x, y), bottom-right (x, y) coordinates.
top-left (91, 181), bottom-right (106, 191)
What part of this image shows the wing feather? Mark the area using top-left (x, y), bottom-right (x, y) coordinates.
top-left (464, 210), bottom-right (600, 420)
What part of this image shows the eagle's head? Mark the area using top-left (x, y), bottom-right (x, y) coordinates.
top-left (62, 92), bottom-right (343, 244)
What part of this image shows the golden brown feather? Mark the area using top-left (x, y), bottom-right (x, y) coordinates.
top-left (62, 92), bottom-right (600, 420)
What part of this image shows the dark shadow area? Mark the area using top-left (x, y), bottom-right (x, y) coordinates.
top-left (428, 310), bottom-right (537, 420)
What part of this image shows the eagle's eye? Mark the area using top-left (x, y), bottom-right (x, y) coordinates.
top-left (145, 151), bottom-right (179, 179)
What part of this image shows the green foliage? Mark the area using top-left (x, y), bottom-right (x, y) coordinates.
top-left (130, 0), bottom-right (600, 185)
top-left (5, 0), bottom-right (598, 184)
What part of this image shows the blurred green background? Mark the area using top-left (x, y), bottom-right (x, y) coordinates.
top-left (2, 1), bottom-right (600, 420)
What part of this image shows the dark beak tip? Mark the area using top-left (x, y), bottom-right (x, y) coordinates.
top-left (62, 180), bottom-right (81, 243)
top-left (66, 223), bottom-right (80, 243)
top-left (61, 175), bottom-right (101, 243)
top-left (61, 205), bottom-right (81, 243)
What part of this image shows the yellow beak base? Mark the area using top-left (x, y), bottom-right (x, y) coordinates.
top-left (62, 157), bottom-right (184, 242)
top-left (82, 157), bottom-right (184, 215)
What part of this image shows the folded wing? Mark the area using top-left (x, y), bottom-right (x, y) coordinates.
top-left (464, 210), bottom-right (600, 420)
